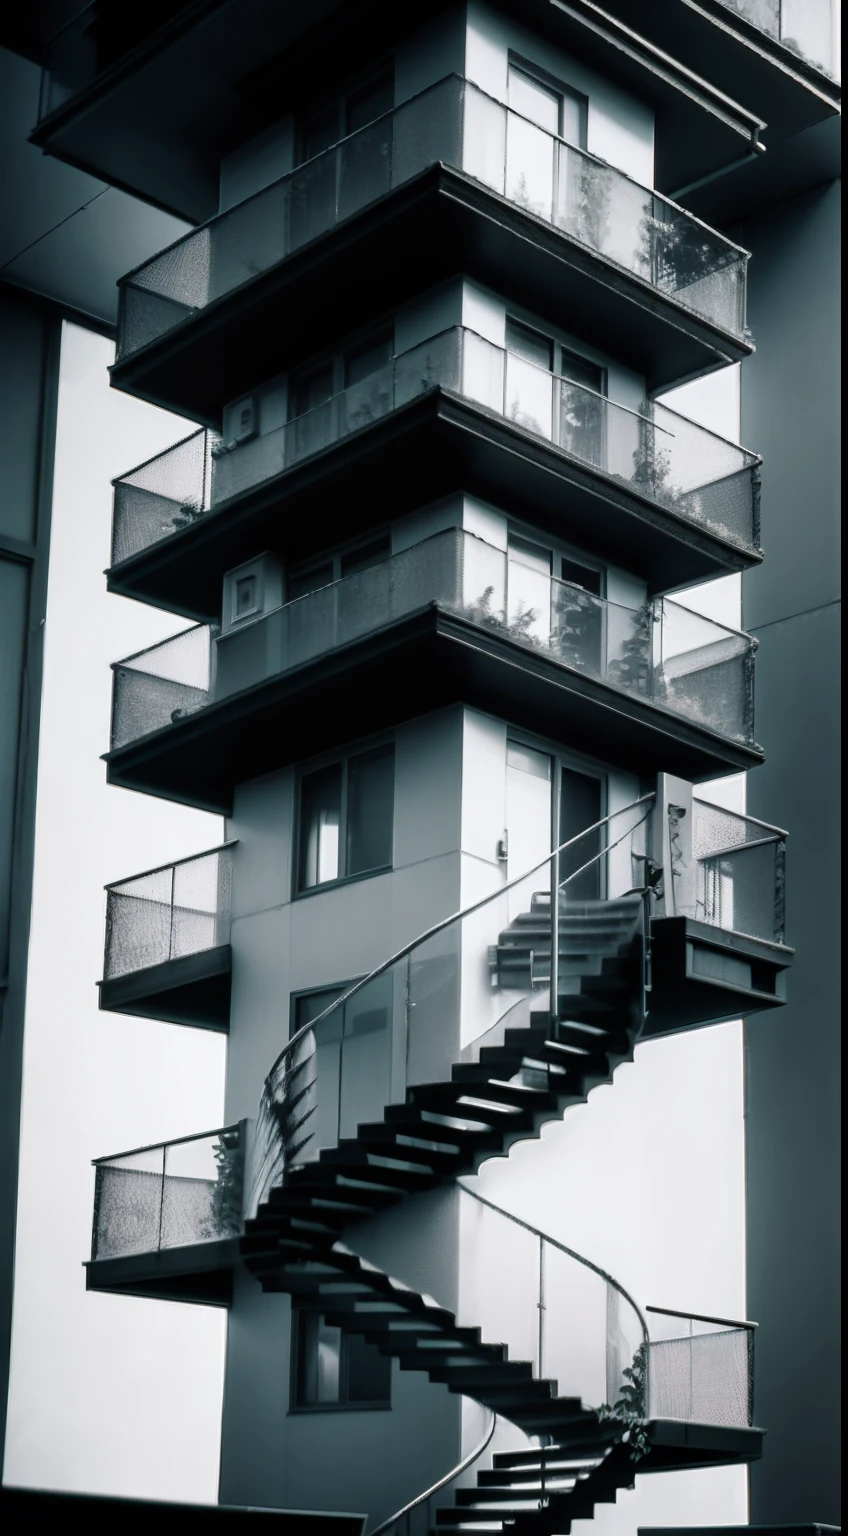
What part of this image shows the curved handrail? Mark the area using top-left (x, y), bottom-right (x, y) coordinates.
top-left (249, 793), bottom-right (654, 1208)
top-left (268, 793), bottom-right (654, 1081)
top-left (459, 1184), bottom-right (650, 1348)
top-left (369, 1409), bottom-right (497, 1536)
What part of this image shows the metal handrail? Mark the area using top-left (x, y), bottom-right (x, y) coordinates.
top-left (261, 793), bottom-right (655, 1089)
top-left (692, 796), bottom-right (789, 840)
top-left (370, 1410), bottom-right (497, 1536)
top-left (92, 1121), bottom-right (242, 1167)
top-left (647, 1304), bottom-right (757, 1331)
top-left (461, 1186), bottom-right (650, 1347)
top-left (103, 839), bottom-right (236, 891)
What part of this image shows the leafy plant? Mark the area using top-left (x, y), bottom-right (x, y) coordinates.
top-left (168, 501), bottom-right (206, 534)
top-left (465, 587), bottom-right (542, 649)
top-left (210, 1129), bottom-right (245, 1237)
top-left (598, 1342), bottom-right (651, 1464)
top-left (550, 581), bottom-right (602, 673)
top-left (608, 602), bottom-right (654, 697)
top-left (631, 416), bottom-right (676, 505)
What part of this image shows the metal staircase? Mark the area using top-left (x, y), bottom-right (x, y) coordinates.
top-left (239, 798), bottom-right (754, 1530)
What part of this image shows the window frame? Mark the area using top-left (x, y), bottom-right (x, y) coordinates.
top-left (507, 52), bottom-right (589, 149)
top-left (287, 528), bottom-right (391, 602)
top-left (286, 322), bottom-right (395, 426)
top-left (289, 1305), bottom-right (392, 1414)
top-left (293, 736), bottom-right (395, 898)
top-left (294, 58), bottom-right (395, 168)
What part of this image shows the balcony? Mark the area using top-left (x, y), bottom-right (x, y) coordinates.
top-left (108, 327), bottom-right (762, 619)
top-left (644, 1306), bottom-right (761, 1470)
top-left (647, 795), bottom-right (792, 1035)
top-left (109, 76), bottom-right (751, 420)
top-left (86, 1123), bottom-right (245, 1303)
top-left (99, 845), bottom-right (233, 1029)
top-left (105, 528), bottom-right (762, 813)
top-left (597, 1), bottom-right (839, 224)
top-left (32, 2), bottom-right (766, 224)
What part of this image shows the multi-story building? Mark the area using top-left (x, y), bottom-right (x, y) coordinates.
top-left (6, 0), bottom-right (839, 1528)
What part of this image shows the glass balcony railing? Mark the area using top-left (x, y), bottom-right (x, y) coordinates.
top-left (715, 0), bottom-right (838, 78)
top-left (664, 797), bottom-right (786, 945)
top-left (91, 1123), bottom-right (245, 1262)
top-left (109, 528), bottom-right (758, 753)
top-left (110, 327), bottom-right (760, 568)
top-left (114, 75), bottom-right (749, 362)
top-left (647, 1306), bottom-right (755, 1428)
top-left (38, 1), bottom-right (190, 120)
top-left (103, 844), bottom-right (234, 980)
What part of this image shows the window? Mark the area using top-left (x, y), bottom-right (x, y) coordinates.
top-left (297, 742), bottom-right (394, 891)
top-left (505, 318), bottom-right (607, 464)
top-left (288, 328), bottom-right (394, 426)
top-left (292, 1308), bottom-right (391, 1409)
top-left (295, 63), bottom-right (394, 167)
top-left (288, 532), bottom-right (391, 603)
top-left (508, 60), bottom-right (588, 149)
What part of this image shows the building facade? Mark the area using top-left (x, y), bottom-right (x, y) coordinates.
top-left (7, 0), bottom-right (839, 1527)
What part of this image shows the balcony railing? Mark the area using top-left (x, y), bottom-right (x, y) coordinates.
top-left (110, 326), bottom-right (760, 568)
top-left (666, 797), bottom-right (786, 945)
top-left (110, 621), bottom-right (216, 751)
top-left (647, 1306), bottom-right (755, 1428)
top-left (91, 1123), bottom-right (245, 1262)
top-left (108, 528), bottom-right (758, 753)
top-left (114, 74), bottom-right (749, 362)
top-left (104, 845), bottom-right (234, 980)
top-left (715, 0), bottom-right (838, 77)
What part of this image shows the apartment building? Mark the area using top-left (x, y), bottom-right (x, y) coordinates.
top-left (4, 1), bottom-right (839, 1529)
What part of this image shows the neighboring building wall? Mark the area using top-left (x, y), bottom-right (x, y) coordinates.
top-left (740, 179), bottom-right (841, 1524)
top-left (0, 284), bottom-right (59, 1462)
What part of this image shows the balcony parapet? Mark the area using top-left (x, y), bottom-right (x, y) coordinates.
top-left (87, 1122), bottom-right (245, 1302)
top-left (110, 326), bottom-right (761, 578)
top-left (108, 528), bottom-right (759, 760)
top-left (113, 75), bottom-right (750, 370)
top-left (99, 844), bottom-right (234, 1028)
top-left (713, 0), bottom-right (839, 80)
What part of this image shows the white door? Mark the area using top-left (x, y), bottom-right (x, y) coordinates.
top-left (506, 740), bottom-right (552, 921)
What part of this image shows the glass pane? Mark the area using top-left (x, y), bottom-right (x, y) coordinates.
top-left (344, 1330), bottom-right (392, 1403)
top-left (506, 319), bottom-right (553, 371)
top-left (346, 745), bottom-right (394, 875)
top-left (508, 64), bottom-right (560, 135)
top-left (288, 560), bottom-right (335, 601)
top-left (560, 556), bottom-right (602, 596)
top-left (299, 764), bottom-right (342, 889)
top-left (290, 362), bottom-right (335, 420)
top-left (559, 766), bottom-right (603, 899)
top-left (297, 1311), bottom-right (342, 1404)
top-left (344, 331), bottom-right (393, 387)
top-left (504, 353), bottom-right (554, 440)
top-left (561, 85), bottom-right (588, 149)
top-left (505, 111), bottom-right (555, 219)
top-left (507, 542), bottom-right (552, 645)
top-left (340, 534), bottom-right (391, 578)
top-left (346, 68), bottom-right (394, 134)
top-left (340, 979), bottom-right (392, 1139)
top-left (297, 103), bottom-right (341, 166)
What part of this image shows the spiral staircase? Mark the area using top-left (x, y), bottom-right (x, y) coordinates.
top-left (241, 870), bottom-right (654, 1531)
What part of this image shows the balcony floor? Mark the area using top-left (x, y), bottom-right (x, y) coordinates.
top-left (109, 165), bottom-right (752, 426)
top-left (85, 1236), bottom-right (240, 1305)
top-left (107, 392), bottom-right (761, 623)
top-left (644, 917), bottom-right (793, 1037)
top-left (99, 943), bottom-right (232, 1030)
top-left (104, 605), bottom-right (763, 814)
top-left (642, 1418), bottom-right (764, 1471)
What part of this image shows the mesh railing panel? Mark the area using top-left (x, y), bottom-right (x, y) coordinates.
top-left (111, 430), bottom-right (210, 565)
top-left (655, 600), bottom-right (755, 746)
top-left (103, 846), bottom-right (233, 979)
top-left (110, 325), bottom-right (758, 568)
top-left (110, 623), bottom-right (214, 750)
top-left (691, 798), bottom-right (784, 942)
top-left (648, 1312), bottom-right (753, 1428)
top-left (115, 75), bottom-right (747, 361)
top-left (91, 1125), bottom-right (244, 1261)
